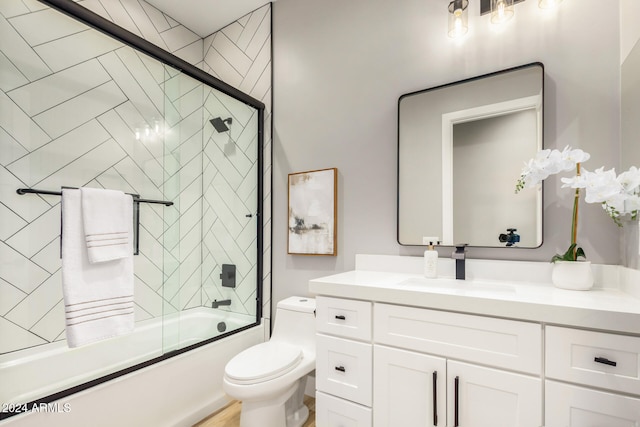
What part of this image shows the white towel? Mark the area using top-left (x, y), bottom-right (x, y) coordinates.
top-left (80, 187), bottom-right (131, 264)
top-left (61, 188), bottom-right (134, 348)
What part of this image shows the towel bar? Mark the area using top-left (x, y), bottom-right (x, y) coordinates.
top-left (16, 187), bottom-right (173, 206)
top-left (16, 187), bottom-right (174, 256)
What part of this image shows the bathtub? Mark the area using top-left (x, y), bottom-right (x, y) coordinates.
top-left (1, 308), bottom-right (265, 426)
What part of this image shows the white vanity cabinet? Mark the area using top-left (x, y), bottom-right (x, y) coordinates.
top-left (309, 256), bottom-right (640, 426)
top-left (373, 303), bottom-right (542, 427)
top-left (315, 296), bottom-right (543, 427)
top-left (316, 296), bottom-right (373, 427)
top-left (544, 326), bottom-right (640, 426)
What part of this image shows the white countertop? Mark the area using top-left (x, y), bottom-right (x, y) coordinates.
top-left (308, 255), bottom-right (640, 335)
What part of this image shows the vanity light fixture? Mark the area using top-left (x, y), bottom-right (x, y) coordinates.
top-left (448, 0), bottom-right (469, 38)
top-left (490, 0), bottom-right (514, 23)
top-left (451, 0), bottom-right (562, 39)
top-left (480, 0), bottom-right (524, 21)
top-left (538, 0), bottom-right (562, 9)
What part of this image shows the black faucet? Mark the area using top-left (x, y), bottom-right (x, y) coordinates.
top-left (452, 244), bottom-right (468, 280)
top-left (211, 299), bottom-right (231, 308)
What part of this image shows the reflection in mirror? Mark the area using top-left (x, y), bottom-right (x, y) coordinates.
top-left (622, 39), bottom-right (640, 268)
top-left (398, 63), bottom-right (543, 248)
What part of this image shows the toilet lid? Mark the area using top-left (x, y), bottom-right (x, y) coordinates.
top-left (225, 342), bottom-right (303, 384)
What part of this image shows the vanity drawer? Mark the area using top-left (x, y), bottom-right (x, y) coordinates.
top-left (316, 296), bottom-right (372, 341)
top-left (546, 326), bottom-right (640, 395)
top-left (374, 303), bottom-right (541, 374)
top-left (316, 391), bottom-right (372, 427)
top-left (316, 334), bottom-right (372, 406)
top-left (545, 380), bottom-right (640, 426)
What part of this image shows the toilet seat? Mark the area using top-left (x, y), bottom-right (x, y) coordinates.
top-left (225, 342), bottom-right (303, 385)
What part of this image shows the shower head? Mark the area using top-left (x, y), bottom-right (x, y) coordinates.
top-left (210, 117), bottom-right (232, 133)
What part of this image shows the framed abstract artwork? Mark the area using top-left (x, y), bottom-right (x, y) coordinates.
top-left (287, 168), bottom-right (337, 256)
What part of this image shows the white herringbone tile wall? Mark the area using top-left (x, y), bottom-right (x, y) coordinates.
top-left (0, 0), bottom-right (271, 355)
top-left (202, 4), bottom-right (272, 320)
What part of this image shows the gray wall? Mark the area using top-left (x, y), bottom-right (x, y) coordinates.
top-left (272, 0), bottom-right (622, 303)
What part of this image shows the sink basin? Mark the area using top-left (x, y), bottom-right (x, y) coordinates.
top-left (398, 277), bottom-right (515, 294)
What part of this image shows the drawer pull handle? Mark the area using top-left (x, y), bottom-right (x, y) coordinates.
top-left (335, 366), bottom-right (346, 372)
top-left (432, 371), bottom-right (438, 426)
top-left (594, 357), bottom-right (617, 367)
top-left (454, 376), bottom-right (460, 427)
top-left (335, 315), bottom-right (346, 320)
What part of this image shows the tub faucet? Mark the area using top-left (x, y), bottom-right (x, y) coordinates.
top-left (211, 299), bottom-right (231, 309)
top-left (452, 244), bottom-right (468, 280)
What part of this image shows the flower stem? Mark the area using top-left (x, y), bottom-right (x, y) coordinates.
top-left (571, 163), bottom-right (581, 259)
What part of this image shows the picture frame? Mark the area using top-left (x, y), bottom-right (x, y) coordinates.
top-left (287, 168), bottom-right (337, 256)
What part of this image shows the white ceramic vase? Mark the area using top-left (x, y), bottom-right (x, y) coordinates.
top-left (551, 260), bottom-right (594, 291)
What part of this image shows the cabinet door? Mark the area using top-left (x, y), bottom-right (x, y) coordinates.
top-left (448, 361), bottom-right (541, 427)
top-left (545, 380), bottom-right (640, 427)
top-left (373, 345), bottom-right (446, 427)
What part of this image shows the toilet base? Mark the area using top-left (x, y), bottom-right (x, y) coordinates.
top-left (239, 379), bottom-right (309, 427)
top-left (286, 404), bottom-right (309, 427)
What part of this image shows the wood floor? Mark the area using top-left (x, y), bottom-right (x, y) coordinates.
top-left (193, 395), bottom-right (316, 427)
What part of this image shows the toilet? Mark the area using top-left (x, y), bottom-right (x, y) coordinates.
top-left (223, 296), bottom-right (316, 427)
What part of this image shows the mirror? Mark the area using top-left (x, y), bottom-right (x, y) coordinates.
top-left (621, 39), bottom-right (640, 269)
top-left (622, 41), bottom-right (640, 171)
top-left (398, 63), bottom-right (543, 248)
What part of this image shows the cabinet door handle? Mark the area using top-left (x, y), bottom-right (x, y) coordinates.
top-left (594, 357), bottom-right (617, 367)
top-left (334, 315), bottom-right (346, 320)
top-left (454, 376), bottom-right (460, 427)
top-left (432, 371), bottom-right (438, 426)
top-left (335, 365), bottom-right (346, 372)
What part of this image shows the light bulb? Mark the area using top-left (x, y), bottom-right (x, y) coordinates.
top-left (448, 0), bottom-right (468, 38)
top-left (454, 10), bottom-right (462, 34)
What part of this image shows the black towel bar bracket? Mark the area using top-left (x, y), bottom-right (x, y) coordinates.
top-left (16, 187), bottom-right (174, 257)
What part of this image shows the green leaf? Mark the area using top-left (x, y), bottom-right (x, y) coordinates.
top-left (551, 243), bottom-right (587, 262)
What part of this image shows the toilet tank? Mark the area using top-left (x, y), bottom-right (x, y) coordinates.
top-left (270, 297), bottom-right (316, 351)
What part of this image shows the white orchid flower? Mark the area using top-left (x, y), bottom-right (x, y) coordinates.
top-left (516, 147), bottom-right (590, 192)
top-left (561, 146), bottom-right (590, 168)
top-left (617, 166), bottom-right (640, 195)
top-left (560, 175), bottom-right (587, 189)
top-left (624, 194), bottom-right (640, 215)
top-left (516, 146), bottom-right (640, 258)
top-left (602, 193), bottom-right (627, 216)
top-left (582, 167), bottom-right (621, 204)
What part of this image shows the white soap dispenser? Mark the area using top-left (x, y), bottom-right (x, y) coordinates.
top-left (423, 237), bottom-right (439, 279)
